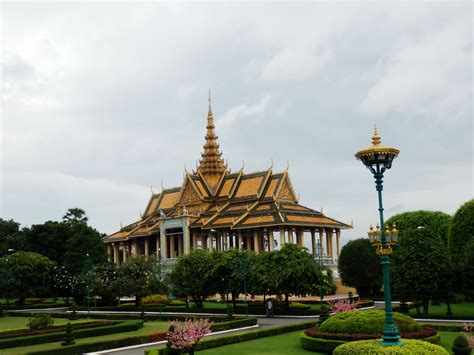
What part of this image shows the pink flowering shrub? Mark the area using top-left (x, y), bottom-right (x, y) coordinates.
top-left (166, 318), bottom-right (211, 354)
top-left (464, 322), bottom-right (474, 348)
top-left (327, 299), bottom-right (359, 314)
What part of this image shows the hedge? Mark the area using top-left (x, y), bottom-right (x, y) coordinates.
top-left (27, 331), bottom-right (167, 355)
top-left (145, 321), bottom-right (318, 355)
top-left (319, 310), bottom-right (420, 334)
top-left (8, 311), bottom-right (250, 323)
top-left (210, 317), bottom-right (257, 332)
top-left (333, 339), bottom-right (449, 354)
top-left (0, 320), bottom-right (143, 349)
top-left (0, 320), bottom-right (112, 339)
top-left (300, 332), bottom-right (346, 353)
top-left (300, 328), bottom-right (441, 354)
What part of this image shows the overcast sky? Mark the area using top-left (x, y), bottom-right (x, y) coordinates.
top-left (1, 1), bottom-right (472, 243)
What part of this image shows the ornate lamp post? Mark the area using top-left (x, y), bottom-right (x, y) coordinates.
top-left (355, 127), bottom-right (402, 346)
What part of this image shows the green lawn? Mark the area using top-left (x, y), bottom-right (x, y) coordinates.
top-left (198, 331), bottom-right (462, 355)
top-left (0, 317), bottom-right (94, 332)
top-left (408, 301), bottom-right (474, 318)
top-left (0, 320), bottom-right (170, 354)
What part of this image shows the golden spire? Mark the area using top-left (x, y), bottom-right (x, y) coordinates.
top-left (197, 93), bottom-right (228, 188)
top-left (372, 125), bottom-right (381, 146)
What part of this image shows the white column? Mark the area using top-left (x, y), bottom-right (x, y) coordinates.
top-left (280, 228), bottom-right (285, 248)
top-left (268, 229), bottom-right (274, 252)
top-left (254, 230), bottom-right (260, 253)
top-left (311, 229), bottom-right (316, 257)
top-left (238, 231), bottom-right (243, 250)
top-left (144, 237), bottom-right (149, 257)
top-left (336, 229), bottom-right (341, 257)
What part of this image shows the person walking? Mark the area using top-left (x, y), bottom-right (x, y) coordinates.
top-left (267, 299), bottom-right (274, 318)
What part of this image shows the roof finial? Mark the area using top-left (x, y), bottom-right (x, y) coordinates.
top-left (150, 185), bottom-right (155, 195)
top-left (372, 125), bottom-right (381, 146)
top-left (208, 89), bottom-right (212, 115)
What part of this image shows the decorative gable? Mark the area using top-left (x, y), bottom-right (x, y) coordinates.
top-left (179, 178), bottom-right (202, 206)
top-left (276, 175), bottom-right (296, 201)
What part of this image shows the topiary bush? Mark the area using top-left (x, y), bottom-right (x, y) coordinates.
top-left (333, 339), bottom-right (449, 354)
top-left (452, 334), bottom-right (472, 355)
top-left (319, 310), bottom-right (420, 334)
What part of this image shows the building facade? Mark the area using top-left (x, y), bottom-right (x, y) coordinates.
top-left (103, 101), bottom-right (351, 269)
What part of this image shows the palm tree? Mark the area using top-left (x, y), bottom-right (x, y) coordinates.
top-left (63, 208), bottom-right (88, 224)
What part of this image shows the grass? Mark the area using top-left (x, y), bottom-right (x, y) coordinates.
top-left (0, 317), bottom-right (94, 332)
top-left (408, 302), bottom-right (474, 318)
top-left (196, 331), bottom-right (463, 355)
top-left (0, 320), bottom-right (170, 354)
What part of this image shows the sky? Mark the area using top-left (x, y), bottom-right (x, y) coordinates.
top-left (1, 1), bottom-right (472, 243)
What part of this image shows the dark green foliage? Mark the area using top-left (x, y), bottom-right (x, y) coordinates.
top-left (169, 249), bottom-right (218, 308)
top-left (0, 320), bottom-right (143, 349)
top-left (0, 252), bottom-right (56, 305)
top-left (450, 199), bottom-right (474, 259)
top-left (60, 322), bottom-right (75, 346)
top-left (0, 218), bottom-right (29, 257)
top-left (338, 238), bottom-right (382, 297)
top-left (452, 334), bottom-right (472, 355)
top-left (333, 339), bottom-right (449, 354)
top-left (319, 310), bottom-right (420, 334)
top-left (300, 333), bottom-right (349, 353)
top-left (392, 228), bottom-right (451, 314)
top-left (28, 314), bottom-right (54, 330)
top-left (462, 239), bottom-right (474, 301)
top-left (386, 210), bottom-right (452, 247)
top-left (114, 256), bottom-right (163, 307)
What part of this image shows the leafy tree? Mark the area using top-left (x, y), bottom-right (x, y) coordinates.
top-left (90, 263), bottom-right (119, 303)
top-left (115, 256), bottom-right (161, 306)
top-left (63, 208), bottom-right (88, 224)
top-left (461, 239), bottom-right (474, 301)
top-left (338, 238), bottom-right (382, 297)
top-left (213, 249), bottom-right (249, 308)
top-left (385, 210), bottom-right (451, 247)
top-left (250, 251), bottom-right (277, 302)
top-left (392, 228), bottom-right (450, 315)
top-left (169, 250), bottom-right (217, 308)
top-left (24, 221), bottom-right (71, 266)
top-left (53, 265), bottom-right (76, 305)
top-left (0, 252), bottom-right (56, 305)
top-left (450, 199), bottom-right (474, 263)
top-left (0, 218), bottom-right (29, 256)
top-left (273, 244), bottom-right (329, 308)
top-left (63, 224), bottom-right (107, 274)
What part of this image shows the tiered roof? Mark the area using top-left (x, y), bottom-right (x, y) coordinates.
top-left (104, 100), bottom-right (351, 243)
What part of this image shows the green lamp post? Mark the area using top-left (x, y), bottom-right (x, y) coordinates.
top-left (355, 127), bottom-right (402, 346)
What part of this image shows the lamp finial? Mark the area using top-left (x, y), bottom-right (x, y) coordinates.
top-left (372, 125), bottom-right (381, 146)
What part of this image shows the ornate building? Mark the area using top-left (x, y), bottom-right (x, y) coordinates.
top-left (103, 100), bottom-right (351, 268)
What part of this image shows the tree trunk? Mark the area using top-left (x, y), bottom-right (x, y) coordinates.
top-left (285, 294), bottom-right (289, 309)
top-left (232, 293), bottom-right (237, 309)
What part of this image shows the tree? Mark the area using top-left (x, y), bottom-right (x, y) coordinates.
top-left (386, 210), bottom-right (451, 247)
top-left (169, 249), bottom-right (217, 308)
top-left (273, 244), bottom-right (329, 308)
top-left (63, 224), bottom-right (107, 274)
top-left (53, 265), bottom-right (76, 305)
top-left (213, 249), bottom-right (254, 308)
top-left (166, 319), bottom-right (211, 355)
top-left (450, 199), bottom-right (474, 263)
top-left (0, 252), bottom-right (56, 305)
top-left (63, 208), bottom-right (88, 224)
top-left (115, 256), bottom-right (161, 306)
top-left (461, 239), bottom-right (474, 301)
top-left (0, 218), bottom-right (29, 257)
top-left (250, 251), bottom-right (277, 302)
top-left (392, 228), bottom-right (450, 315)
top-left (338, 238), bottom-right (382, 297)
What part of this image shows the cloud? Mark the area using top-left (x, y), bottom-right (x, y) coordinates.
top-left (360, 20), bottom-right (472, 122)
top-left (218, 95), bottom-right (272, 127)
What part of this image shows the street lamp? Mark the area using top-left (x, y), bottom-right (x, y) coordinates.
top-left (84, 253), bottom-right (92, 317)
top-left (2, 249), bottom-right (15, 317)
top-left (355, 127), bottom-right (402, 346)
top-left (236, 245), bottom-right (249, 318)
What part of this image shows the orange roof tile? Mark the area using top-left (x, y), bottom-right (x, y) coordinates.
top-left (264, 178), bottom-right (279, 198)
top-left (219, 178), bottom-right (235, 197)
top-left (243, 215), bottom-right (274, 225)
top-left (159, 191), bottom-right (180, 209)
top-left (235, 176), bottom-right (264, 197)
top-left (286, 215), bottom-right (339, 224)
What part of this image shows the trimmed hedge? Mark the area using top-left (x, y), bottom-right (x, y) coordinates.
top-left (0, 320), bottom-right (112, 339)
top-left (145, 321), bottom-right (318, 355)
top-left (210, 317), bottom-right (257, 332)
top-left (333, 339), bottom-right (449, 354)
top-left (301, 332), bottom-right (346, 353)
top-left (28, 331), bottom-right (167, 355)
top-left (319, 310), bottom-right (420, 334)
top-left (0, 320), bottom-right (143, 349)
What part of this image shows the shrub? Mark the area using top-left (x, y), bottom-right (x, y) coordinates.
top-left (452, 334), bottom-right (472, 355)
top-left (142, 294), bottom-right (169, 305)
top-left (28, 314), bottom-right (54, 330)
top-left (319, 310), bottom-right (420, 334)
top-left (333, 339), bottom-right (449, 354)
top-left (289, 302), bottom-right (310, 310)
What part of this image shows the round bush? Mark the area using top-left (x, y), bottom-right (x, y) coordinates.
top-left (333, 339), bottom-right (449, 354)
top-left (452, 334), bottom-right (472, 355)
top-left (319, 310), bottom-right (420, 334)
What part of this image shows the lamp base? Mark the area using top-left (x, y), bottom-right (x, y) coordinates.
top-left (381, 324), bottom-right (403, 346)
